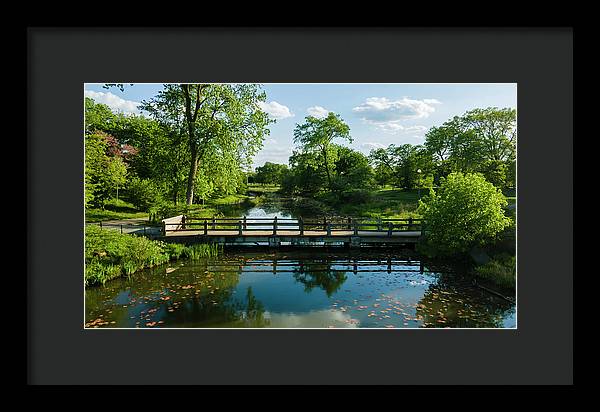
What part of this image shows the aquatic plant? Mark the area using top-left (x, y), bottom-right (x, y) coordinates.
top-left (183, 243), bottom-right (222, 260)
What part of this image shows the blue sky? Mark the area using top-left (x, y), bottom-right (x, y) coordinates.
top-left (84, 83), bottom-right (517, 169)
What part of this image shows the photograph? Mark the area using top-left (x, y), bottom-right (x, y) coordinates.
top-left (83, 83), bottom-right (517, 329)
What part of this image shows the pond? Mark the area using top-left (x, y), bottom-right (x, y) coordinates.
top-left (85, 248), bottom-right (516, 329)
top-left (85, 197), bottom-right (516, 329)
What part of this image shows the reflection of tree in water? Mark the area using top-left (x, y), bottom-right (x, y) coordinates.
top-left (159, 280), bottom-right (269, 328)
top-left (86, 261), bottom-right (271, 327)
top-left (292, 262), bottom-right (348, 297)
top-left (415, 276), bottom-right (514, 328)
top-left (233, 286), bottom-right (268, 327)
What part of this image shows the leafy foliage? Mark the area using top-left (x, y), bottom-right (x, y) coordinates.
top-left (417, 172), bottom-right (512, 255)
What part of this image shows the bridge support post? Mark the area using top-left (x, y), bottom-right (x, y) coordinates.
top-left (238, 220), bottom-right (243, 235)
top-left (326, 223), bottom-right (332, 236)
top-left (408, 217), bottom-right (413, 231)
top-left (299, 217), bottom-right (304, 235)
top-left (243, 216), bottom-right (247, 230)
top-left (388, 222), bottom-right (393, 237)
top-left (273, 216), bottom-right (278, 235)
top-left (268, 236), bottom-right (280, 248)
top-left (204, 220), bottom-right (208, 236)
top-left (353, 222), bottom-right (358, 236)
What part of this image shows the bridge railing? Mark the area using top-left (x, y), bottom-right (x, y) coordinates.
top-left (163, 216), bottom-right (423, 236)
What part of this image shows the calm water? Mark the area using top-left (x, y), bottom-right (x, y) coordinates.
top-left (85, 200), bottom-right (516, 328)
top-left (85, 249), bottom-right (516, 329)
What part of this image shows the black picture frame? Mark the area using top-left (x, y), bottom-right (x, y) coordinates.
top-left (27, 27), bottom-right (573, 385)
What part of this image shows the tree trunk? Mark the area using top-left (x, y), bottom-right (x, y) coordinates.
top-left (186, 148), bottom-right (199, 205)
top-left (322, 146), bottom-right (332, 190)
top-left (182, 84), bottom-right (198, 206)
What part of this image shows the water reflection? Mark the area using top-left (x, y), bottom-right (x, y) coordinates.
top-left (85, 251), bottom-right (516, 329)
top-left (292, 263), bottom-right (348, 297)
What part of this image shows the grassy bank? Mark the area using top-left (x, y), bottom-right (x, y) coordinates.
top-left (474, 253), bottom-right (516, 289)
top-left (85, 225), bottom-right (221, 287)
top-left (85, 199), bottom-right (149, 222)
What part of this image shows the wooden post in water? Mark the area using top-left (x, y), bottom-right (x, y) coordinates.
top-left (204, 220), bottom-right (208, 235)
top-left (326, 223), bottom-right (332, 236)
top-left (388, 222), bottom-right (393, 237)
top-left (408, 217), bottom-right (413, 231)
top-left (387, 257), bottom-right (392, 273)
top-left (243, 215), bottom-right (247, 230)
top-left (353, 220), bottom-right (358, 235)
top-left (238, 220), bottom-right (243, 235)
top-left (299, 217), bottom-right (304, 235)
top-left (273, 216), bottom-right (278, 235)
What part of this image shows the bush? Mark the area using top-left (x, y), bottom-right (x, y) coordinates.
top-left (85, 225), bottom-right (169, 286)
top-left (127, 177), bottom-right (163, 212)
top-left (85, 225), bottom-right (224, 287)
top-left (417, 172), bottom-right (513, 256)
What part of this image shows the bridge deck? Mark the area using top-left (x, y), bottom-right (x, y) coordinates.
top-left (165, 230), bottom-right (422, 237)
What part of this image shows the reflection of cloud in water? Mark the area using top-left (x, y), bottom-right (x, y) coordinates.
top-left (265, 309), bottom-right (359, 328)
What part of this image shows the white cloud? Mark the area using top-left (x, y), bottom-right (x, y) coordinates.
top-left (84, 90), bottom-right (142, 115)
top-left (306, 106), bottom-right (330, 118)
top-left (353, 96), bottom-right (441, 122)
top-left (360, 142), bottom-right (387, 151)
top-left (257, 101), bottom-right (294, 119)
top-left (369, 122), bottom-right (429, 135)
top-left (252, 143), bottom-right (293, 168)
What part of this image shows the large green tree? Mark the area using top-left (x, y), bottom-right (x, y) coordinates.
top-left (178, 84), bottom-right (272, 205)
top-left (424, 107), bottom-right (516, 188)
top-left (293, 113), bottom-right (351, 191)
top-left (254, 162), bottom-right (289, 185)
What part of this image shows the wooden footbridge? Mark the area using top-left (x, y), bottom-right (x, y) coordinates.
top-left (160, 215), bottom-right (424, 248)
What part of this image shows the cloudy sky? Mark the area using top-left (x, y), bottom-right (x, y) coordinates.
top-left (84, 83), bottom-right (517, 169)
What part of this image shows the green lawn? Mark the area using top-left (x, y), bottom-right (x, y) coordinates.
top-left (86, 199), bottom-right (149, 222)
top-left (336, 188), bottom-right (422, 219)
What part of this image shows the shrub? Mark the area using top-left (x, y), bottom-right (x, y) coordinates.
top-left (417, 172), bottom-right (513, 256)
top-left (127, 177), bottom-right (163, 212)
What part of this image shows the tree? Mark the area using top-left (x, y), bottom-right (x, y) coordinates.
top-left (254, 162), bottom-right (289, 185)
top-left (331, 145), bottom-right (374, 191)
top-left (368, 148), bottom-right (395, 187)
top-left (293, 113), bottom-right (351, 191)
top-left (84, 131), bottom-right (129, 207)
top-left (368, 144), bottom-right (434, 190)
top-left (417, 172), bottom-right (512, 255)
top-left (424, 107), bottom-right (517, 189)
top-left (177, 84), bottom-right (272, 205)
top-left (281, 150), bottom-right (327, 196)
top-left (85, 97), bottom-right (117, 134)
